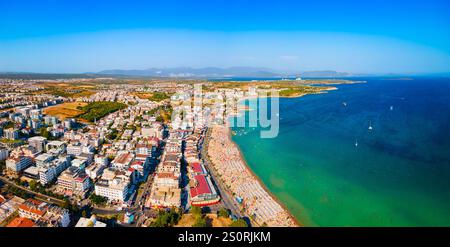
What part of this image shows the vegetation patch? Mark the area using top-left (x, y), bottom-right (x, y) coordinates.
top-left (78, 101), bottom-right (127, 122)
top-left (148, 92), bottom-right (171, 102)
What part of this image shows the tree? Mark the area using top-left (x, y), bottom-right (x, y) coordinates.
top-left (150, 208), bottom-right (182, 227)
top-left (191, 206), bottom-right (202, 218)
top-left (229, 219), bottom-right (248, 227)
top-left (62, 198), bottom-right (71, 209)
top-left (89, 194), bottom-right (108, 206)
top-left (29, 180), bottom-right (38, 191)
top-left (39, 127), bottom-right (50, 139)
top-left (0, 160), bottom-right (6, 173)
top-left (218, 208), bottom-right (229, 218)
top-left (192, 217), bottom-right (207, 227)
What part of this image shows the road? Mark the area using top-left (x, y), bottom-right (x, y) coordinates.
top-left (200, 128), bottom-right (244, 219)
top-left (0, 176), bottom-right (65, 206)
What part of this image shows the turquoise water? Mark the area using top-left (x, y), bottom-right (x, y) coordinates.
top-left (230, 78), bottom-right (450, 226)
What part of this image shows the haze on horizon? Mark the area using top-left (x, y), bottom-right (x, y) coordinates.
top-left (1, 0), bottom-right (450, 75)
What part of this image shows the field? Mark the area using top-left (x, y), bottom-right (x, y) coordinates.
top-left (175, 213), bottom-right (232, 227)
top-left (131, 92), bottom-right (154, 99)
top-left (43, 102), bottom-right (88, 120)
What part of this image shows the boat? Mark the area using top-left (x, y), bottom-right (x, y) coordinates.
top-left (342, 102), bottom-right (347, 107)
top-left (390, 105), bottom-right (394, 111)
top-left (368, 121), bottom-right (373, 130)
top-left (355, 139), bottom-right (358, 147)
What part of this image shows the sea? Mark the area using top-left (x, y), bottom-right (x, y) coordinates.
top-left (229, 77), bottom-right (450, 226)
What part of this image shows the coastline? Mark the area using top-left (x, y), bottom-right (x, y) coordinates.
top-left (225, 124), bottom-right (302, 227)
top-left (219, 87), bottom-right (339, 226)
top-left (205, 123), bottom-right (298, 227)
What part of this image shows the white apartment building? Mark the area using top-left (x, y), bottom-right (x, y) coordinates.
top-left (94, 178), bottom-right (129, 202)
top-left (6, 156), bottom-right (33, 172)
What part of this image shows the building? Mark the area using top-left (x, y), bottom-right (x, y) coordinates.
top-left (6, 217), bottom-right (36, 227)
top-left (111, 152), bottom-right (134, 170)
top-left (0, 149), bottom-right (9, 161)
top-left (94, 168), bottom-right (132, 202)
top-left (189, 175), bottom-right (220, 206)
top-left (135, 144), bottom-right (155, 161)
top-left (85, 163), bottom-right (106, 180)
top-left (67, 143), bottom-right (83, 156)
top-left (35, 153), bottom-right (55, 166)
top-left (94, 178), bottom-right (129, 202)
top-left (6, 156), bottom-right (33, 173)
top-left (75, 215), bottom-right (107, 227)
top-left (57, 166), bottom-right (91, 197)
top-left (4, 128), bottom-right (19, 140)
top-left (46, 140), bottom-right (66, 155)
top-left (94, 155), bottom-right (109, 167)
top-left (0, 196), bottom-right (25, 224)
top-left (153, 172), bottom-right (179, 188)
top-left (146, 186), bottom-right (181, 208)
top-left (71, 158), bottom-right (87, 170)
top-left (28, 136), bottom-right (47, 154)
top-left (18, 199), bottom-right (70, 227)
top-left (44, 116), bottom-right (58, 126)
top-left (38, 157), bottom-right (69, 185)
top-left (23, 166), bottom-right (40, 180)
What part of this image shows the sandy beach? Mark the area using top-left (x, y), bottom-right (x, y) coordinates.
top-left (206, 123), bottom-right (298, 227)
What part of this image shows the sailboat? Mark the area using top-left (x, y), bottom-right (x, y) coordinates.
top-left (368, 121), bottom-right (373, 130)
top-left (355, 139), bottom-right (358, 147)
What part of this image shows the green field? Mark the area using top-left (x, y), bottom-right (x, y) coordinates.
top-left (78, 101), bottom-right (127, 122)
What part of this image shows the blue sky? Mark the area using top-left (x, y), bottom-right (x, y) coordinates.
top-left (1, 0), bottom-right (449, 74)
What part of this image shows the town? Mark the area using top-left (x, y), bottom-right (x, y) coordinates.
top-left (0, 77), bottom-right (333, 227)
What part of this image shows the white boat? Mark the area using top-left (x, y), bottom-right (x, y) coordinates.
top-left (390, 105), bottom-right (394, 111)
top-left (355, 139), bottom-right (358, 147)
top-left (368, 121), bottom-right (373, 130)
top-left (342, 102), bottom-right (347, 107)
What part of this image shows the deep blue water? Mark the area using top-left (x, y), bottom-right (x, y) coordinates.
top-left (231, 77), bottom-right (450, 226)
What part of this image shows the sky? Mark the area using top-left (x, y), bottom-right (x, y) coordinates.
top-left (0, 0), bottom-right (450, 74)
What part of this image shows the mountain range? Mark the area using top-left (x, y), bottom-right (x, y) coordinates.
top-left (95, 67), bottom-right (355, 78)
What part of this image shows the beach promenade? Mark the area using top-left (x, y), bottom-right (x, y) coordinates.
top-left (206, 124), bottom-right (298, 227)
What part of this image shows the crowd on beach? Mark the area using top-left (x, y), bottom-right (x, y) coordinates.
top-left (207, 124), bottom-right (297, 227)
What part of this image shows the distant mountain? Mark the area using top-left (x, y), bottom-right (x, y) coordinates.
top-left (297, 70), bottom-right (354, 78)
top-left (0, 68), bottom-right (373, 80)
top-left (97, 66), bottom-right (282, 78)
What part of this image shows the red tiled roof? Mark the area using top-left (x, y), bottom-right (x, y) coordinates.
top-left (18, 204), bottom-right (45, 216)
top-left (190, 163), bottom-right (204, 174)
top-left (75, 174), bottom-right (88, 182)
top-left (190, 175), bottom-right (212, 198)
top-left (6, 217), bottom-right (35, 227)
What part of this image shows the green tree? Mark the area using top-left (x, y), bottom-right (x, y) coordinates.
top-left (89, 194), bottom-right (108, 206)
top-left (62, 198), bottom-right (71, 209)
top-left (192, 217), bottom-right (207, 227)
top-left (229, 219), bottom-right (248, 227)
top-left (150, 208), bottom-right (182, 227)
top-left (29, 180), bottom-right (38, 191)
top-left (39, 127), bottom-right (50, 139)
top-left (191, 206), bottom-right (202, 218)
top-left (218, 208), bottom-right (229, 218)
